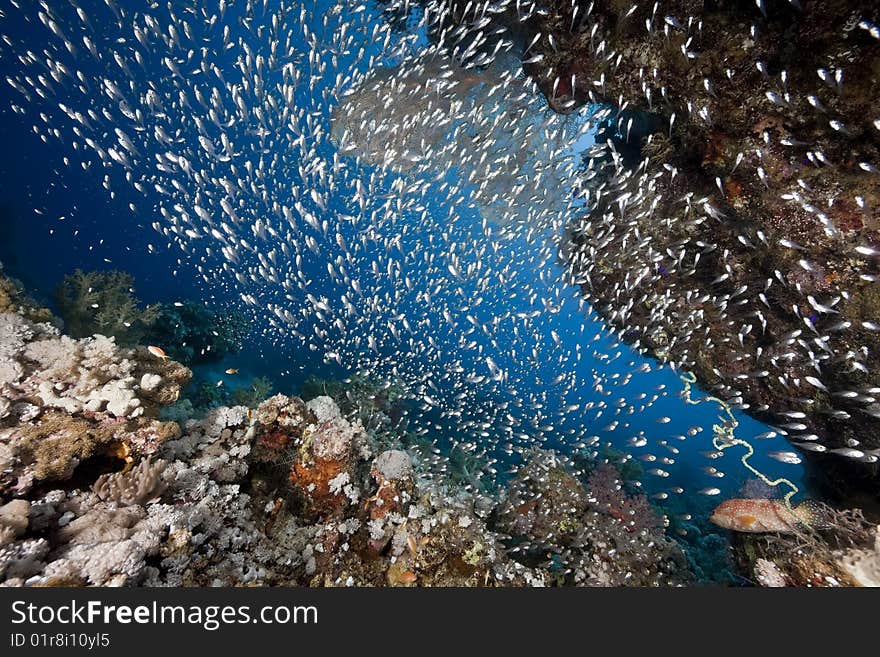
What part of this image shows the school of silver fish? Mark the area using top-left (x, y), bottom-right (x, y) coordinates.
top-left (2, 0), bottom-right (879, 507)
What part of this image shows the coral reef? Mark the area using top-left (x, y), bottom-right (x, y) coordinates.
top-left (0, 390), bottom-right (544, 587)
top-left (586, 462), bottom-right (663, 534)
top-left (0, 269), bottom-right (703, 586)
top-left (728, 503), bottom-right (880, 586)
top-left (53, 267), bottom-right (247, 367)
top-left (184, 375), bottom-right (272, 414)
top-left (522, 0), bottom-right (880, 499)
top-left (0, 262), bottom-right (56, 326)
top-left (54, 269), bottom-right (161, 346)
top-left (493, 450), bottom-right (690, 585)
top-left (7, 264), bottom-right (879, 587)
top-left (0, 308), bottom-right (189, 495)
top-left (299, 374), bottom-right (410, 451)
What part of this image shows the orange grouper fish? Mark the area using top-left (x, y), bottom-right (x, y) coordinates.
top-left (709, 498), bottom-right (823, 534)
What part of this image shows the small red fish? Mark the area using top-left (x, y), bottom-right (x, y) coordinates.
top-left (710, 498), bottom-right (821, 534)
top-left (398, 570), bottom-right (417, 584)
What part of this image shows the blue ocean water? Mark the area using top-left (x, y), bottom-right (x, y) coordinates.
top-left (0, 0), bottom-right (807, 535)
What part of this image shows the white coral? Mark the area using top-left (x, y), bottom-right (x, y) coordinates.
top-left (837, 526), bottom-right (880, 587)
top-left (22, 336), bottom-right (78, 378)
top-left (328, 472), bottom-right (350, 495)
top-left (0, 312), bottom-right (36, 360)
top-left (85, 379), bottom-right (142, 418)
top-left (373, 450), bottom-right (413, 482)
top-left (306, 395), bottom-right (341, 422)
top-left (201, 405), bottom-right (249, 438)
top-left (36, 381), bottom-right (81, 413)
top-left (139, 373), bottom-right (162, 392)
top-left (0, 359), bottom-right (23, 387)
top-left (2, 312), bottom-right (165, 420)
top-left (367, 518), bottom-right (386, 541)
top-left (754, 558), bottom-right (787, 587)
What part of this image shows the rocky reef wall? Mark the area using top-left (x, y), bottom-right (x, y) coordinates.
top-left (519, 0), bottom-right (880, 499)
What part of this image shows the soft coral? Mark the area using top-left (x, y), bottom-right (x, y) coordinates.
top-left (587, 463), bottom-right (662, 533)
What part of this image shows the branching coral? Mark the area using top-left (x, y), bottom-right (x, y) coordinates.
top-left (54, 269), bottom-right (161, 346)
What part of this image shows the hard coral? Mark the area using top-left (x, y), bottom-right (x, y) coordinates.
top-left (0, 296), bottom-right (188, 495)
top-left (251, 394), bottom-right (314, 463)
top-left (92, 458), bottom-right (167, 506)
top-left (364, 450), bottom-right (416, 552)
top-left (252, 395), bottom-right (367, 520)
top-left (288, 409), bottom-right (365, 519)
top-left (0, 264), bottom-right (684, 588)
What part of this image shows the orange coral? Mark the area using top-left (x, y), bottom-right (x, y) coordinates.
top-left (288, 455), bottom-right (350, 517)
top-left (255, 430), bottom-right (293, 460)
top-left (724, 178), bottom-right (744, 200)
